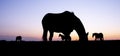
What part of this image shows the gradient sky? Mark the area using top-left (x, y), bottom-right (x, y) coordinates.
top-left (0, 0), bottom-right (120, 41)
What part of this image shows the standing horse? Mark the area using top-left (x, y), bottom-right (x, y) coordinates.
top-left (92, 33), bottom-right (104, 41)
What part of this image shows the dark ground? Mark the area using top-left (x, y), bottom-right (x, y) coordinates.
top-left (0, 40), bottom-right (120, 56)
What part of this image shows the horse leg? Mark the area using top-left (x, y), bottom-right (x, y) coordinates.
top-left (68, 36), bottom-right (71, 41)
top-left (49, 31), bottom-right (54, 41)
top-left (42, 29), bottom-right (48, 41)
top-left (64, 32), bottom-right (71, 41)
top-left (102, 38), bottom-right (104, 41)
top-left (95, 38), bottom-right (97, 41)
top-left (100, 38), bottom-right (104, 41)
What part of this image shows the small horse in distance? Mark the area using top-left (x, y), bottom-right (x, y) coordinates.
top-left (92, 33), bottom-right (104, 41)
top-left (16, 36), bottom-right (22, 42)
top-left (59, 34), bottom-right (71, 41)
top-left (59, 32), bottom-right (89, 41)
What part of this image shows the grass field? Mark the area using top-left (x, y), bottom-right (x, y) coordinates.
top-left (0, 40), bottom-right (120, 55)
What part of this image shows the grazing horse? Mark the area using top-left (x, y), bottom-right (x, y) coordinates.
top-left (92, 33), bottom-right (104, 41)
top-left (59, 34), bottom-right (71, 41)
top-left (42, 11), bottom-right (88, 41)
top-left (59, 32), bottom-right (89, 41)
top-left (16, 36), bottom-right (22, 42)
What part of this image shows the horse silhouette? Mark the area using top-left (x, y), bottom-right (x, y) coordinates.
top-left (59, 32), bottom-right (89, 41)
top-left (92, 33), bottom-right (104, 41)
top-left (59, 34), bottom-right (71, 41)
top-left (42, 11), bottom-right (88, 41)
top-left (16, 36), bottom-right (22, 42)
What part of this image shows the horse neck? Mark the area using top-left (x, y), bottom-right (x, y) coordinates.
top-left (59, 34), bottom-right (64, 37)
top-left (92, 33), bottom-right (97, 37)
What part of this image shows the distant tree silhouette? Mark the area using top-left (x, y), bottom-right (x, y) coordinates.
top-left (42, 11), bottom-right (88, 41)
top-left (59, 34), bottom-right (71, 41)
top-left (16, 36), bottom-right (22, 42)
top-left (92, 33), bottom-right (104, 41)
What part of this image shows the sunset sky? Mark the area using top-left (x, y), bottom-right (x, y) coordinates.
top-left (0, 0), bottom-right (120, 41)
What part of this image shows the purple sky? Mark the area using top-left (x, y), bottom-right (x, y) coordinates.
top-left (0, 0), bottom-right (120, 41)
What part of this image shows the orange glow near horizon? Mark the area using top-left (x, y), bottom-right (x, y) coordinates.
top-left (1, 27), bottom-right (120, 41)
top-left (1, 29), bottom-right (120, 41)
top-left (49, 30), bottom-right (120, 41)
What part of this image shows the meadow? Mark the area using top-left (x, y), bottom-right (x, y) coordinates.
top-left (0, 40), bottom-right (120, 56)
